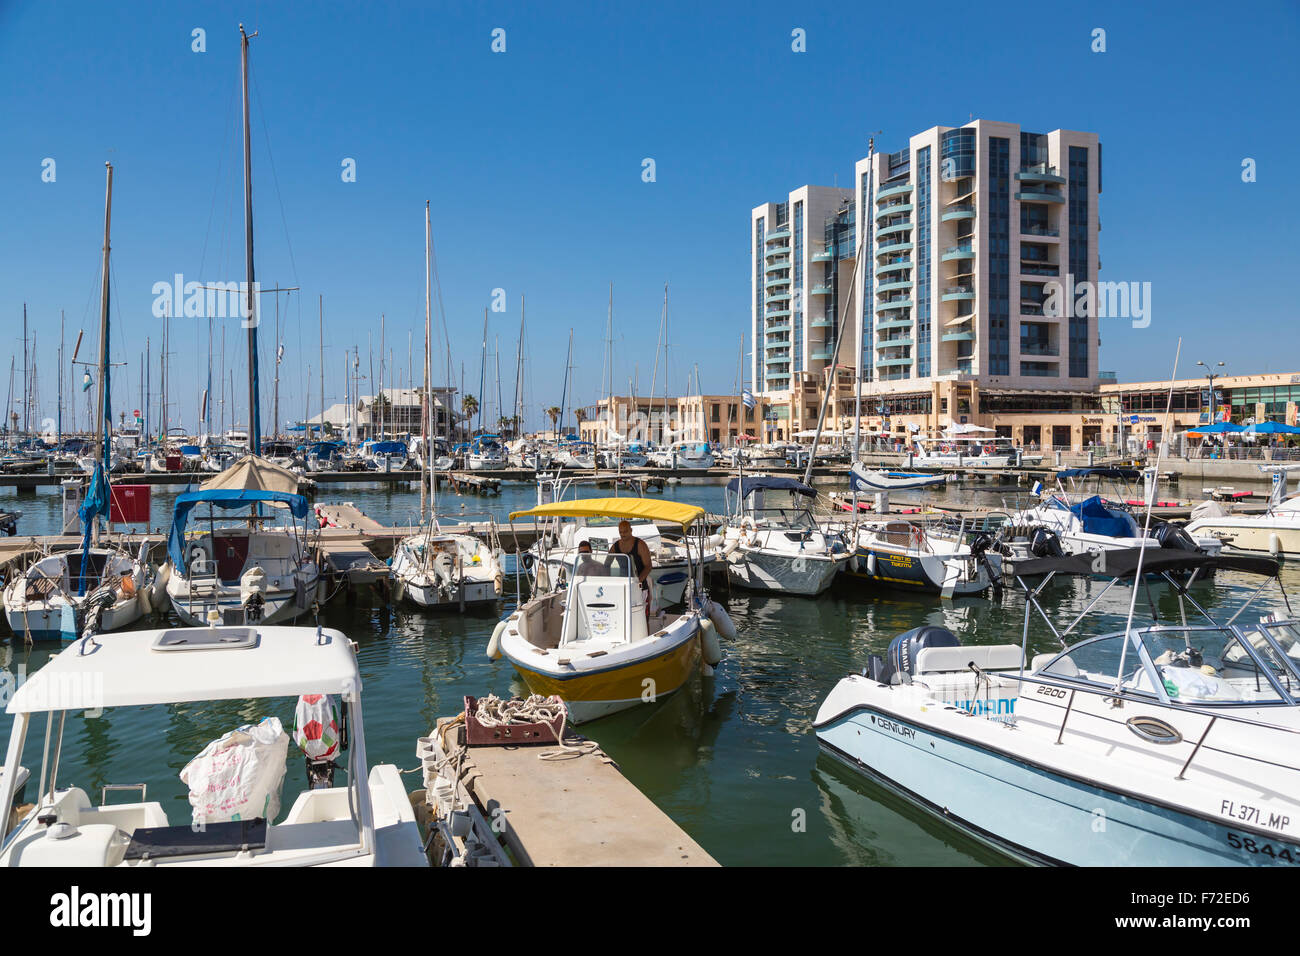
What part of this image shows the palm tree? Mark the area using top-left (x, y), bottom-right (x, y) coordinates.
top-left (462, 395), bottom-right (478, 439)
top-left (545, 406), bottom-right (561, 436)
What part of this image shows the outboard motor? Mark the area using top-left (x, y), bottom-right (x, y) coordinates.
top-left (872, 625), bottom-right (961, 685)
top-left (1151, 520), bottom-right (1199, 552)
top-left (293, 694), bottom-right (347, 789)
top-left (1030, 528), bottom-right (1065, 558)
top-left (970, 533), bottom-right (1002, 595)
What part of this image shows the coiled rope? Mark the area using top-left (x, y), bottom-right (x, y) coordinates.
top-left (472, 693), bottom-right (604, 761)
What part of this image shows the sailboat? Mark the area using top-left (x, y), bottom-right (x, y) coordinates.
top-left (162, 26), bottom-right (321, 627)
top-left (3, 163), bottom-right (150, 641)
top-left (390, 203), bottom-right (505, 611)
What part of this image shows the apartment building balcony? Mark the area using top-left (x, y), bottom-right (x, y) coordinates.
top-left (810, 315), bottom-right (833, 328)
top-left (877, 356), bottom-right (914, 368)
top-left (1015, 189), bottom-right (1065, 204)
top-left (875, 336), bottom-right (913, 349)
top-left (941, 203), bottom-right (976, 222)
top-left (812, 248), bottom-right (834, 262)
top-left (875, 221), bottom-right (913, 241)
top-left (765, 336), bottom-right (790, 350)
top-left (764, 257), bottom-right (790, 272)
top-left (765, 354), bottom-right (792, 366)
top-left (941, 244), bottom-right (974, 262)
top-left (876, 240), bottom-right (913, 256)
top-left (765, 372), bottom-right (791, 383)
top-left (941, 285), bottom-right (975, 302)
top-left (1020, 224), bottom-right (1061, 239)
top-left (767, 291), bottom-right (791, 302)
top-left (764, 275), bottom-right (791, 289)
top-left (876, 298), bottom-right (913, 315)
top-left (809, 284), bottom-right (833, 296)
top-left (1019, 343), bottom-right (1060, 357)
top-left (874, 258), bottom-right (913, 278)
top-left (876, 277), bottom-right (913, 295)
top-left (765, 308), bottom-right (791, 319)
top-left (810, 347), bottom-right (835, 361)
top-left (941, 330), bottom-right (974, 342)
top-left (765, 229), bottom-right (791, 243)
top-left (765, 321), bottom-right (791, 334)
top-left (1019, 263), bottom-right (1060, 277)
top-left (1015, 163), bottom-right (1067, 185)
top-left (875, 315), bottom-right (913, 331)
top-left (875, 182), bottom-right (913, 202)
top-left (875, 202), bottom-right (913, 222)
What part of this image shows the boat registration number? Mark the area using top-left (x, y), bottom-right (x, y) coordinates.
top-left (1225, 831), bottom-right (1299, 863)
top-left (1220, 799), bottom-right (1290, 833)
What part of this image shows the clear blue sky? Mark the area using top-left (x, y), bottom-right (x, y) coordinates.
top-left (2, 0), bottom-right (1297, 435)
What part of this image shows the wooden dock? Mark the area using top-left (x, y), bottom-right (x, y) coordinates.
top-left (417, 717), bottom-right (716, 867)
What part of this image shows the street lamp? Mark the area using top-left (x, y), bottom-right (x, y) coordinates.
top-left (1196, 361), bottom-right (1226, 423)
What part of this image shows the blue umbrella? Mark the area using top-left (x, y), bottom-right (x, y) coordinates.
top-left (1190, 421), bottom-right (1244, 434)
top-left (1244, 421), bottom-right (1300, 435)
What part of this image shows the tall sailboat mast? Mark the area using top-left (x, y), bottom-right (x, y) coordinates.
top-left (239, 23), bottom-right (261, 452)
top-left (422, 200), bottom-right (432, 521)
top-left (97, 162), bottom-right (113, 473)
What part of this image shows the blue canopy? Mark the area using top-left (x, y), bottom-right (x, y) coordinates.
top-left (1192, 421), bottom-right (1244, 434)
top-left (167, 489), bottom-right (310, 574)
top-left (369, 441), bottom-right (407, 454)
top-left (726, 475), bottom-right (816, 497)
top-left (1057, 467), bottom-right (1141, 480)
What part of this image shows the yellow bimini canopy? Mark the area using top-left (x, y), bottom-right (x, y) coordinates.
top-left (510, 497), bottom-right (705, 530)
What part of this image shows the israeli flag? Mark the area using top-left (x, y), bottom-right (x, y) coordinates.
top-left (742, 388), bottom-right (756, 410)
top-left (1031, 480), bottom-right (1044, 497)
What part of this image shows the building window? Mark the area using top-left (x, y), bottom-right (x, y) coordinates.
top-left (1068, 146), bottom-right (1090, 378)
top-left (988, 136), bottom-right (1011, 375)
top-left (917, 145), bottom-right (931, 378)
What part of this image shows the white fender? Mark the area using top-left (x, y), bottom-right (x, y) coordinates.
top-left (137, 585), bottom-right (152, 616)
top-left (707, 600), bottom-right (738, 641)
top-left (151, 562), bottom-right (171, 604)
top-left (849, 553), bottom-right (860, 573)
top-left (866, 552), bottom-right (878, 577)
top-left (487, 619), bottom-right (508, 660)
top-left (535, 561), bottom-right (550, 594)
top-left (699, 617), bottom-right (722, 666)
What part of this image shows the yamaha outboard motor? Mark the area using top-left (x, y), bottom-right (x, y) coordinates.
top-left (1030, 527), bottom-right (1064, 558)
top-left (970, 533), bottom-right (1003, 595)
top-left (870, 625), bottom-right (961, 685)
top-left (1151, 520), bottom-right (1199, 552)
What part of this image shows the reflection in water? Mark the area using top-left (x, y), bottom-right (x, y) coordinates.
top-left (0, 479), bottom-right (1295, 864)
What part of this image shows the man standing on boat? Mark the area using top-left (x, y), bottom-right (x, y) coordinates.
top-left (612, 520), bottom-right (653, 616)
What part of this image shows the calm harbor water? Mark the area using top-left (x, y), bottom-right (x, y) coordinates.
top-left (1, 475), bottom-right (1294, 866)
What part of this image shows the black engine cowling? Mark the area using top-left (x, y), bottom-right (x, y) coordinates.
top-left (1151, 520), bottom-right (1199, 552)
top-left (873, 625), bottom-right (961, 685)
top-left (1030, 528), bottom-right (1065, 558)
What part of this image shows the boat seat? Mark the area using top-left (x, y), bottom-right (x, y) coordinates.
top-left (123, 818), bottom-right (267, 861)
top-left (25, 577), bottom-right (59, 601)
top-left (915, 644), bottom-right (1024, 674)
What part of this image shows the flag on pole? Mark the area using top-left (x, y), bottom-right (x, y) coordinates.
top-left (742, 388), bottom-right (756, 410)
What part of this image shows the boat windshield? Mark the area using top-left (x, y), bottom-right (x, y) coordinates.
top-left (748, 507), bottom-right (817, 531)
top-left (569, 552), bottom-right (634, 579)
top-left (1038, 624), bottom-right (1297, 706)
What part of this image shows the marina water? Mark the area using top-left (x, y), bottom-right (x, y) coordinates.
top-left (3, 478), bottom-right (1293, 865)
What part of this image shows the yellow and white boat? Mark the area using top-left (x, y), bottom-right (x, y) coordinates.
top-left (490, 498), bottom-right (727, 723)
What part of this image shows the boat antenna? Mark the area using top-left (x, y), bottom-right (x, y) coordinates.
top-left (1114, 337), bottom-right (1182, 688)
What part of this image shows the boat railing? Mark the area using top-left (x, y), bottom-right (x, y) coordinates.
top-left (987, 664), bottom-right (1300, 780)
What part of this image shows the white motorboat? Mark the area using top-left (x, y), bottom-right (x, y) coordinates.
top-left (848, 461), bottom-right (946, 492)
top-left (1185, 468), bottom-right (1300, 559)
top-left (839, 516), bottom-right (1001, 597)
top-left (815, 548), bottom-right (1300, 866)
top-left (391, 523), bottom-right (505, 609)
top-left (494, 498), bottom-right (725, 723)
top-left (0, 623), bottom-right (427, 867)
top-left (720, 475), bottom-right (849, 596)
top-left (658, 440), bottom-right (715, 470)
top-left (466, 435), bottom-right (507, 471)
top-left (361, 439), bottom-right (409, 472)
top-left (910, 432), bottom-right (1023, 467)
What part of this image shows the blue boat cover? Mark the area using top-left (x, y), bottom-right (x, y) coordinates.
top-left (369, 441), bottom-right (407, 454)
top-left (726, 475), bottom-right (816, 497)
top-left (167, 489), bottom-right (310, 573)
top-left (76, 463), bottom-right (111, 596)
top-left (1063, 495), bottom-right (1133, 538)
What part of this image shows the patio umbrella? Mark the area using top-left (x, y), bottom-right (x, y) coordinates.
top-left (1243, 421), bottom-right (1300, 435)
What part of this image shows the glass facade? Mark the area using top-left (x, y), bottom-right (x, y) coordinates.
top-left (860, 170), bottom-right (873, 382)
top-left (988, 136), bottom-right (1010, 375)
top-left (1068, 146), bottom-right (1090, 378)
top-left (755, 216), bottom-right (765, 388)
top-left (941, 129), bottom-right (975, 180)
top-left (1020, 132), bottom-right (1049, 167)
top-left (794, 200), bottom-right (804, 373)
top-left (916, 146), bottom-right (931, 377)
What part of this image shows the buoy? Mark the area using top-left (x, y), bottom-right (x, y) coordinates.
top-left (487, 619), bottom-right (508, 660)
top-left (706, 600), bottom-right (738, 640)
top-left (699, 617), bottom-right (722, 666)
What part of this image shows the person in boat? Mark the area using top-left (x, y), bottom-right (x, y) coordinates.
top-left (612, 520), bottom-right (653, 616)
top-left (574, 540), bottom-right (607, 577)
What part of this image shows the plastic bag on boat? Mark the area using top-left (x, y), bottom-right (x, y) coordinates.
top-left (180, 716), bottom-right (289, 826)
top-left (293, 694), bottom-right (343, 763)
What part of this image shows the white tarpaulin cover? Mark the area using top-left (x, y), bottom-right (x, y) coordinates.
top-left (200, 454), bottom-right (300, 494)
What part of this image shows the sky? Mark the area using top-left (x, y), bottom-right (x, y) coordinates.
top-left (1, 0), bottom-right (1297, 436)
